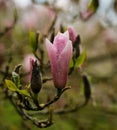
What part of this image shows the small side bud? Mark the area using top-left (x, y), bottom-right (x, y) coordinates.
top-left (60, 24), bottom-right (65, 33)
top-left (73, 35), bottom-right (81, 58)
top-left (82, 74), bottom-right (91, 102)
top-left (31, 60), bottom-right (42, 94)
top-left (50, 28), bottom-right (55, 43)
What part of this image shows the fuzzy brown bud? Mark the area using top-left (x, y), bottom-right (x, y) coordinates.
top-left (31, 61), bottom-right (42, 94)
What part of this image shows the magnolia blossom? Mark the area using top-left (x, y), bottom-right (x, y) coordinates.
top-left (46, 31), bottom-right (72, 89)
top-left (68, 27), bottom-right (77, 43)
top-left (79, 0), bottom-right (94, 20)
top-left (22, 54), bottom-right (37, 82)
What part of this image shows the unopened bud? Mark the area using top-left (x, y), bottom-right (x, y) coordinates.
top-left (31, 61), bottom-right (42, 94)
top-left (82, 74), bottom-right (91, 101)
top-left (50, 28), bottom-right (55, 43)
top-left (73, 35), bottom-right (81, 58)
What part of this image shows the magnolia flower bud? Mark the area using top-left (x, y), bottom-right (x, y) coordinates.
top-left (68, 27), bottom-right (81, 58)
top-left (46, 31), bottom-right (72, 89)
top-left (31, 61), bottom-right (42, 94)
top-left (23, 54), bottom-right (37, 82)
top-left (68, 27), bottom-right (77, 43)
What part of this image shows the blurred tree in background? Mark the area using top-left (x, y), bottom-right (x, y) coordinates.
top-left (0, 0), bottom-right (117, 130)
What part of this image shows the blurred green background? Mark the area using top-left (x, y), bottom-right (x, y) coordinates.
top-left (0, 0), bottom-right (117, 130)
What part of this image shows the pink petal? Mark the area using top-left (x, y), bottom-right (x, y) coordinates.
top-left (23, 54), bottom-right (36, 73)
top-left (68, 27), bottom-right (77, 43)
top-left (53, 40), bottom-right (72, 88)
top-left (46, 39), bottom-right (57, 60)
top-left (45, 39), bottom-right (57, 78)
top-left (53, 31), bottom-right (69, 55)
top-left (60, 40), bottom-right (72, 63)
top-left (63, 31), bottom-right (69, 39)
top-left (23, 54), bottom-right (37, 83)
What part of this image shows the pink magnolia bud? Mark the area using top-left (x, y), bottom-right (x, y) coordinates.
top-left (80, 9), bottom-right (94, 20)
top-left (22, 54), bottom-right (37, 82)
top-left (67, 27), bottom-right (77, 43)
top-left (46, 31), bottom-right (72, 89)
top-left (79, 0), bottom-right (95, 20)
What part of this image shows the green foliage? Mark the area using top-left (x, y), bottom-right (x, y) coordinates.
top-left (17, 89), bottom-right (31, 97)
top-left (5, 79), bottom-right (17, 91)
top-left (88, 0), bottom-right (99, 12)
top-left (5, 80), bottom-right (30, 97)
top-left (75, 51), bottom-right (86, 68)
top-left (29, 31), bottom-right (38, 53)
top-left (12, 72), bottom-right (20, 88)
top-left (69, 58), bottom-right (74, 68)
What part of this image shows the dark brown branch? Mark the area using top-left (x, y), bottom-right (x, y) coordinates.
top-left (28, 97), bottom-right (89, 116)
top-left (20, 109), bottom-right (53, 128)
top-left (19, 87), bottom-right (71, 111)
